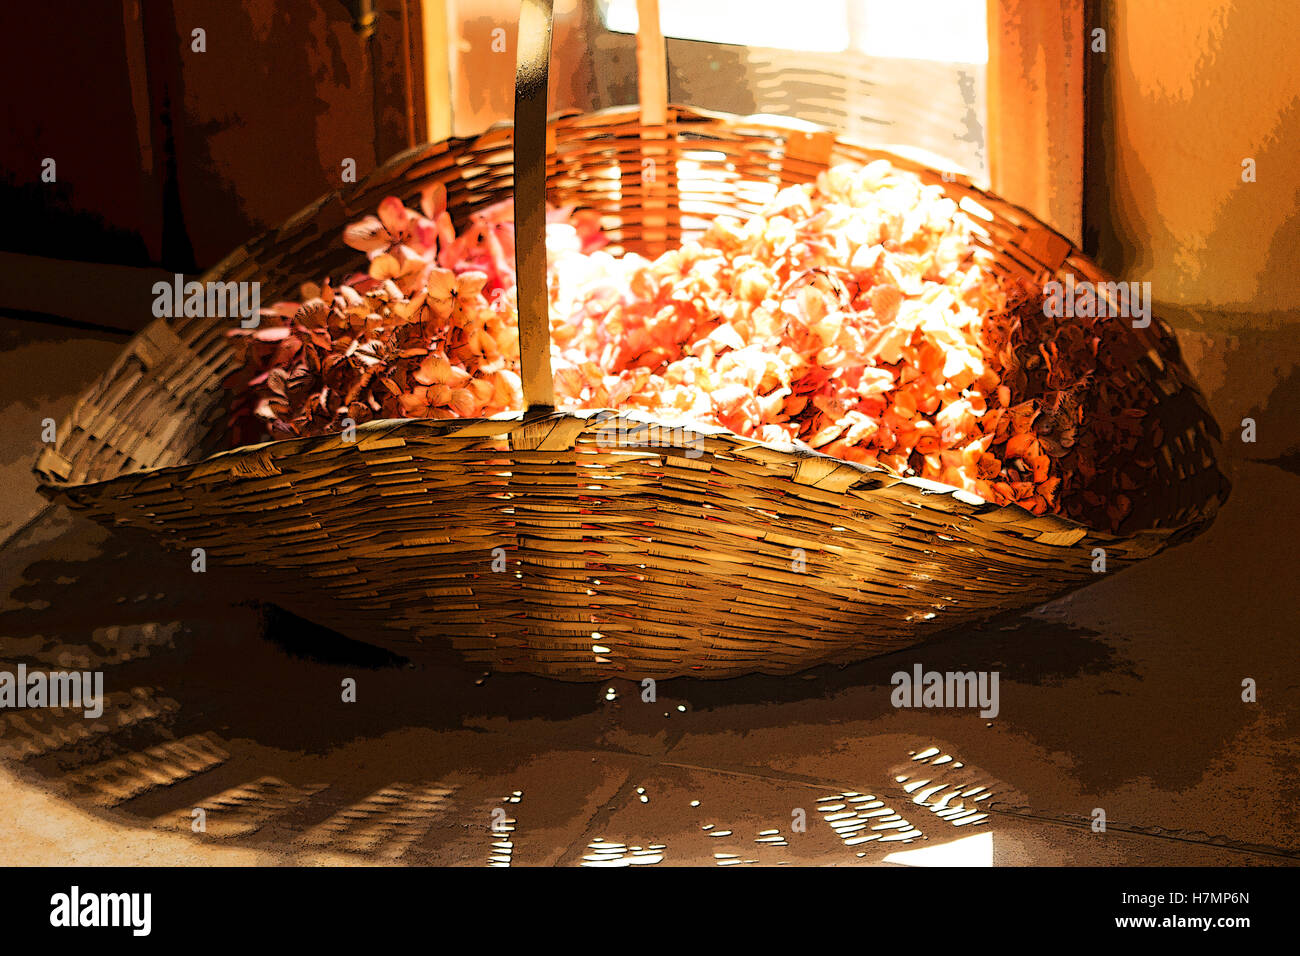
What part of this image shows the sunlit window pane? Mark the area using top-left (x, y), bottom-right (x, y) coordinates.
top-left (602, 0), bottom-right (852, 53)
top-left (601, 0), bottom-right (986, 63)
top-left (852, 0), bottom-right (986, 63)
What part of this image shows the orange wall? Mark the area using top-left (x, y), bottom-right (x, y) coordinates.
top-left (1085, 0), bottom-right (1300, 461)
top-left (1091, 0), bottom-right (1300, 313)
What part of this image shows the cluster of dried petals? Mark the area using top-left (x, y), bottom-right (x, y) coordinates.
top-left (549, 162), bottom-right (1065, 510)
top-left (225, 186), bottom-right (605, 447)
top-left (979, 280), bottom-right (1152, 531)
top-left (227, 162), bottom-right (1141, 531)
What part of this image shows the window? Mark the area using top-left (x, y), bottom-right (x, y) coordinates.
top-left (601, 0), bottom-right (851, 53)
top-left (436, 0), bottom-right (1082, 241)
top-left (601, 0), bottom-right (987, 63)
top-left (598, 0), bottom-right (989, 184)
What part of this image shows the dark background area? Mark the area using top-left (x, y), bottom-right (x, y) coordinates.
top-left (0, 0), bottom-right (430, 274)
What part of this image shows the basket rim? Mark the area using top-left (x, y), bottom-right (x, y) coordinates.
top-left (33, 103), bottom-right (1228, 546)
top-left (35, 404), bottom-right (1211, 551)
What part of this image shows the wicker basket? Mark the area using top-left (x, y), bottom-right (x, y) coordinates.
top-left (34, 0), bottom-right (1227, 679)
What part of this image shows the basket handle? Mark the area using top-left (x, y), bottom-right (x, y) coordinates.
top-left (513, 0), bottom-right (667, 410)
top-left (635, 0), bottom-right (668, 127)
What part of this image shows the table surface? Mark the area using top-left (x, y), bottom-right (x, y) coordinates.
top-left (1, 313), bottom-right (1296, 867)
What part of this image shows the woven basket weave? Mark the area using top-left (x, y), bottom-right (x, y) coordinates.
top-left (33, 1), bottom-right (1227, 679)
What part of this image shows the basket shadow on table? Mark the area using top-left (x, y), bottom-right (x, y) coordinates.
top-left (0, 502), bottom-right (1237, 856)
